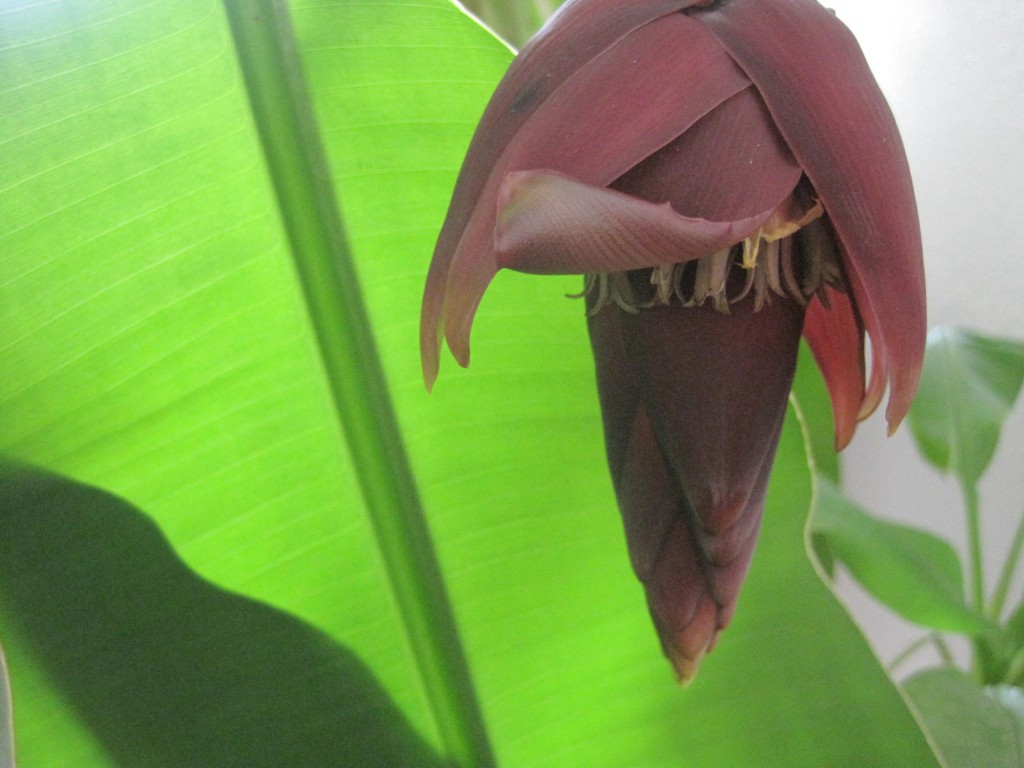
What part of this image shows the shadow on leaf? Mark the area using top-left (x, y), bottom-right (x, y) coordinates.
top-left (0, 462), bottom-right (446, 768)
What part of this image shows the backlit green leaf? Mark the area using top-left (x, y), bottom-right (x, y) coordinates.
top-left (0, 1), bottom-right (939, 766)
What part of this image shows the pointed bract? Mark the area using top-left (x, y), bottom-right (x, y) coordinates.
top-left (495, 171), bottom-right (781, 275)
top-left (803, 286), bottom-right (866, 451)
top-left (694, 0), bottom-right (926, 430)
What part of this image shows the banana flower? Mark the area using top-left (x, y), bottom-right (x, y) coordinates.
top-left (421, 0), bottom-right (925, 680)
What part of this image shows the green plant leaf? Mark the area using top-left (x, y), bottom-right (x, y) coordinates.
top-left (811, 480), bottom-right (991, 634)
top-left (0, 1), bottom-right (939, 766)
top-left (904, 669), bottom-right (1024, 768)
top-left (908, 327), bottom-right (1024, 488)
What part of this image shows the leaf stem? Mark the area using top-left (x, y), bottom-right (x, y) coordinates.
top-left (221, 4), bottom-right (496, 766)
top-left (888, 634), bottom-right (934, 675)
top-left (988, 507), bottom-right (1024, 621)
top-left (888, 633), bottom-right (960, 676)
top-left (931, 634), bottom-right (957, 669)
top-left (963, 483), bottom-right (985, 613)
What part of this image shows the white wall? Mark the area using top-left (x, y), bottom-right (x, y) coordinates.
top-left (826, 0), bottom-right (1024, 672)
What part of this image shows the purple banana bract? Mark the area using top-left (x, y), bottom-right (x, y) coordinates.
top-left (421, 0), bottom-right (925, 680)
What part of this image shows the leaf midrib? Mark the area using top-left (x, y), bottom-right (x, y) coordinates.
top-left (221, 2), bottom-right (495, 766)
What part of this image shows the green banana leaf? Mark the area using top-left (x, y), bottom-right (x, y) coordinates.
top-left (0, 1), bottom-right (939, 766)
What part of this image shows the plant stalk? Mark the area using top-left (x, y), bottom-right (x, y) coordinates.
top-left (222, 3), bottom-right (496, 766)
top-left (988, 507), bottom-right (1024, 621)
top-left (931, 634), bottom-right (957, 669)
top-left (888, 634), bottom-right (934, 674)
top-left (963, 483), bottom-right (985, 613)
